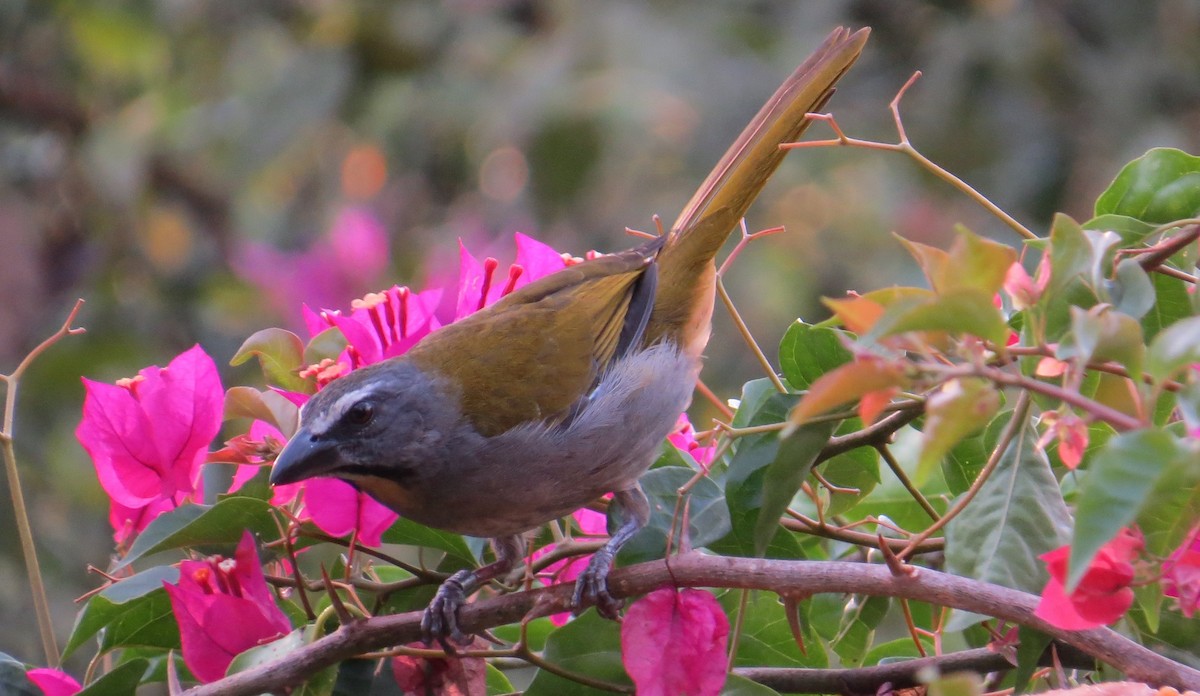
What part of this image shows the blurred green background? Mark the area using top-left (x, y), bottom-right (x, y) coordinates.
top-left (2, 0), bottom-right (1199, 670)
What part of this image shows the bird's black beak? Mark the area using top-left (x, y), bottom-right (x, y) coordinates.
top-left (270, 429), bottom-right (342, 485)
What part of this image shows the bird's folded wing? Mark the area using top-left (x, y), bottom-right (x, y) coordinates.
top-left (403, 240), bottom-right (663, 436)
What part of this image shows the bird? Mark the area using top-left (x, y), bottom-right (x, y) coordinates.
top-left (269, 27), bottom-right (868, 647)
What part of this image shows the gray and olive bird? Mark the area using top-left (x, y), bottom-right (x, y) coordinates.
top-left (270, 27), bottom-right (867, 646)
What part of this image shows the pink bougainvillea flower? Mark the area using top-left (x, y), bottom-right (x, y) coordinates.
top-left (271, 476), bottom-right (397, 548)
top-left (303, 285), bottom-right (444, 370)
top-left (163, 531), bottom-right (291, 683)
top-left (1034, 528), bottom-right (1142, 630)
top-left (109, 496), bottom-right (178, 548)
top-left (1162, 527), bottom-right (1200, 618)
top-left (208, 419), bottom-right (287, 496)
top-left (531, 508), bottom-right (610, 625)
top-left (454, 232), bottom-right (568, 318)
top-left (77, 345), bottom-right (224, 510)
top-left (233, 206), bottom-right (390, 329)
top-left (1036, 411), bottom-right (1089, 470)
top-left (668, 414), bottom-right (716, 469)
top-left (26, 668), bottom-right (82, 696)
top-left (1003, 256), bottom-right (1050, 311)
top-left (622, 588), bottom-right (730, 696)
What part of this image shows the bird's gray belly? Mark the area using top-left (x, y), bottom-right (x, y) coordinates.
top-left (398, 342), bottom-right (697, 538)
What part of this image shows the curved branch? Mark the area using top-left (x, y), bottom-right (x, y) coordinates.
top-left (734, 643), bottom-right (1097, 693)
top-left (182, 554), bottom-right (1200, 696)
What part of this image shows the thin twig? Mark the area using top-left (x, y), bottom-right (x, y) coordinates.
top-left (898, 391), bottom-right (1032, 560)
top-left (783, 72), bottom-right (1037, 242)
top-left (0, 298), bottom-right (85, 666)
top-left (715, 276), bottom-right (788, 393)
top-left (876, 444), bottom-right (941, 522)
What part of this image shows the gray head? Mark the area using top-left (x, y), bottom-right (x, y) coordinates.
top-left (269, 359), bottom-right (465, 489)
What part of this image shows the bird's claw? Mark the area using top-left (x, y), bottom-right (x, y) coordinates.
top-left (421, 574), bottom-right (473, 653)
top-left (571, 553), bottom-right (623, 619)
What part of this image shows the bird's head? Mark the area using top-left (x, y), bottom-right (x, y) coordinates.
top-left (269, 359), bottom-right (463, 488)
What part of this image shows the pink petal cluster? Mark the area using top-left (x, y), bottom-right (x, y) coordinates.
top-left (1162, 527), bottom-right (1200, 618)
top-left (233, 206), bottom-right (391, 329)
top-left (1034, 528), bottom-right (1142, 630)
top-left (1003, 256), bottom-right (1050, 311)
top-left (25, 668), bottom-right (82, 696)
top-left (668, 414), bottom-right (716, 468)
top-left (76, 345), bottom-right (224, 545)
top-left (621, 588), bottom-right (730, 696)
top-left (1037, 410), bottom-right (1089, 470)
top-left (163, 531), bottom-right (291, 683)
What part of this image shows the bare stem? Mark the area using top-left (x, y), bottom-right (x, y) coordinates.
top-left (898, 391), bottom-right (1032, 560)
top-left (0, 298), bottom-right (85, 667)
top-left (715, 276), bottom-right (787, 393)
top-left (782, 71), bottom-right (1037, 242)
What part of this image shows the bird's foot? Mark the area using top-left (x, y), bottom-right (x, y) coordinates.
top-left (571, 549), bottom-right (622, 619)
top-left (421, 570), bottom-right (475, 653)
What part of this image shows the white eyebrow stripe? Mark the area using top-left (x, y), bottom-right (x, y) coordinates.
top-left (309, 387), bottom-right (378, 434)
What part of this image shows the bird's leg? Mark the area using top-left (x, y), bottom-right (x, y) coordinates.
top-left (422, 534), bottom-right (523, 652)
top-left (572, 485), bottom-right (650, 619)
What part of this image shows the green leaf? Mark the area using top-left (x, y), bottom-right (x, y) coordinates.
top-left (916, 379), bottom-right (1001, 485)
top-left (1110, 258), bottom-right (1155, 320)
top-left (1133, 582), bottom-right (1164, 634)
top-left (1094, 147), bottom-right (1200, 224)
top-left (927, 672), bottom-right (984, 696)
top-left (304, 327), bottom-right (348, 366)
top-left (115, 498), bottom-right (278, 570)
top-left (1082, 214), bottom-right (1158, 244)
top-left (1142, 272), bottom-right (1192, 341)
top-left (945, 414), bottom-right (1071, 610)
top-left (619, 466), bottom-right (730, 563)
top-left (1147, 315), bottom-right (1200, 383)
top-left (787, 358), bottom-right (906, 427)
top-left (1058, 305), bottom-right (1145, 382)
top-left (721, 674), bottom-right (782, 695)
top-left (1013, 627), bottom-right (1053, 694)
top-left (223, 386), bottom-right (299, 437)
top-left (486, 663), bottom-right (515, 695)
top-left (77, 658), bottom-right (149, 696)
top-left (719, 590), bottom-right (826, 668)
top-left (831, 594), bottom-right (889, 666)
top-left (230, 327), bottom-right (310, 393)
top-left (1068, 429), bottom-right (1181, 589)
top-left (382, 518), bottom-right (478, 570)
top-left (64, 566), bottom-right (180, 657)
top-left (1136, 457), bottom-right (1200, 557)
top-left (876, 290), bottom-right (1009, 346)
top-left (941, 226), bottom-right (1019, 296)
top-left (1047, 214), bottom-right (1093, 300)
top-left (943, 434), bottom-right (988, 496)
top-left (778, 322), bottom-right (852, 390)
top-left (228, 628), bottom-right (335, 693)
top-left (818, 441), bottom-right (880, 517)
top-left (524, 610), bottom-right (629, 695)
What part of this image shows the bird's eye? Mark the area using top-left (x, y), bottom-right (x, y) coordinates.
top-left (346, 401), bottom-right (374, 426)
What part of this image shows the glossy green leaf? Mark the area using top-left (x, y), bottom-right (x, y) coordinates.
top-left (1143, 272), bottom-right (1192, 341)
top-left (943, 434), bottom-right (988, 496)
top-left (818, 441), bottom-right (880, 517)
top-left (304, 326), bottom-right (348, 366)
top-left (1046, 214), bottom-right (1094, 300)
top-left (1082, 214), bottom-right (1159, 244)
top-left (485, 663), bottom-right (514, 695)
top-left (223, 386), bottom-right (299, 437)
top-left (1095, 147), bottom-right (1200, 224)
top-left (115, 497), bottom-right (278, 570)
top-left (1013, 627), bottom-right (1053, 694)
top-left (524, 610), bottom-right (630, 695)
top-left (1068, 429), bottom-right (1181, 590)
top-left (619, 466), bottom-right (730, 563)
top-left (1110, 258), bottom-right (1156, 320)
top-left (916, 379), bottom-right (1001, 485)
top-left (230, 327), bottom-right (310, 393)
top-left (945, 414), bottom-right (1071, 604)
top-left (1058, 305), bottom-right (1145, 382)
top-left (1147, 315), bottom-right (1200, 383)
top-left (941, 226), bottom-right (1019, 296)
top-left (876, 290), bottom-right (1009, 346)
top-left (721, 674), bottom-right (782, 695)
top-left (831, 594), bottom-right (889, 666)
top-left (1136, 452), bottom-right (1200, 557)
top-left (382, 518), bottom-right (478, 570)
top-left (64, 566), bottom-right (180, 658)
top-left (77, 658), bottom-right (149, 696)
top-left (719, 589), bottom-right (826, 669)
top-left (778, 322), bottom-right (852, 390)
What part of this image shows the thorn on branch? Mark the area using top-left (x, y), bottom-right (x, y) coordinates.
top-left (321, 566), bottom-right (356, 626)
top-left (879, 533), bottom-right (918, 578)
